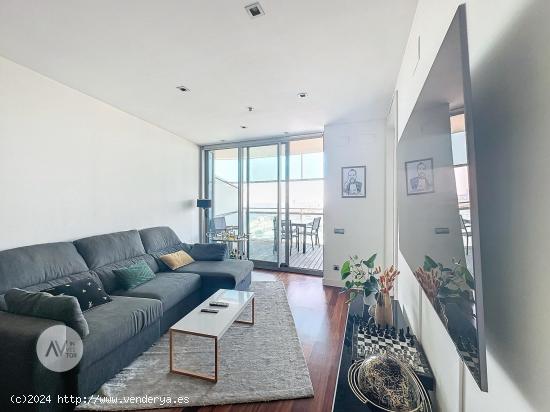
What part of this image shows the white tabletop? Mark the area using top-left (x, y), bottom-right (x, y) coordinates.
top-left (170, 289), bottom-right (254, 338)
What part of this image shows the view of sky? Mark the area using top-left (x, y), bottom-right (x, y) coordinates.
top-left (215, 152), bottom-right (324, 183)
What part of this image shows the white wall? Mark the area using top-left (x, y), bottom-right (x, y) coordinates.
top-left (0, 56), bottom-right (199, 250)
top-left (323, 121), bottom-right (386, 287)
top-left (384, 96), bottom-right (398, 271)
top-left (395, 0), bottom-right (550, 411)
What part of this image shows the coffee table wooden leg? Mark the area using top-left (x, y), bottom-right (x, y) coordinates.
top-left (169, 330), bottom-right (218, 382)
top-left (214, 336), bottom-right (218, 382)
top-left (235, 297), bottom-right (255, 325)
top-left (169, 330), bottom-right (173, 372)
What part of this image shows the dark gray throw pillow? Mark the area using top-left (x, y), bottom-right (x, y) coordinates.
top-left (43, 277), bottom-right (112, 312)
top-left (189, 243), bottom-right (227, 261)
top-left (5, 288), bottom-right (89, 337)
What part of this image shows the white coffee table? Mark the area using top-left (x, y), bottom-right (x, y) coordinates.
top-left (169, 289), bottom-right (255, 382)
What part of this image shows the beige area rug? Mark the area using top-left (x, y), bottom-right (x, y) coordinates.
top-left (78, 281), bottom-right (314, 410)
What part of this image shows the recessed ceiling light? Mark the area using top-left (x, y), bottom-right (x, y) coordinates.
top-left (297, 92), bottom-right (308, 98)
top-left (176, 86), bottom-right (190, 92)
top-left (240, 126), bottom-right (248, 129)
top-left (245, 2), bottom-right (265, 18)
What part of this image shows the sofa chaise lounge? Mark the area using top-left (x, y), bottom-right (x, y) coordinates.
top-left (0, 226), bottom-right (253, 411)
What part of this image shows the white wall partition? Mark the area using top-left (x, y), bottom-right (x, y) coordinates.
top-left (322, 121), bottom-right (387, 287)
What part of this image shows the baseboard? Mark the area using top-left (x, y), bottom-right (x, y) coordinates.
top-left (323, 278), bottom-right (344, 288)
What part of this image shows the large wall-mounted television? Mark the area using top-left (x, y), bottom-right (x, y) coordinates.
top-left (397, 5), bottom-right (488, 390)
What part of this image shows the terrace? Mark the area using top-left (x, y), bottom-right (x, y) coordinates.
top-left (207, 138), bottom-right (324, 274)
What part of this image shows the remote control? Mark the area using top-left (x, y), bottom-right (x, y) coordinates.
top-left (210, 301), bottom-right (229, 307)
top-left (201, 308), bottom-right (219, 314)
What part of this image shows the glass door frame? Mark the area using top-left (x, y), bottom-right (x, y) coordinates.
top-left (202, 147), bottom-right (243, 254)
top-left (201, 133), bottom-right (323, 275)
top-left (245, 142), bottom-right (283, 270)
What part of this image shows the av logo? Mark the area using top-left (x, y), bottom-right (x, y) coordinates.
top-left (36, 325), bottom-right (83, 372)
top-left (46, 340), bottom-right (65, 357)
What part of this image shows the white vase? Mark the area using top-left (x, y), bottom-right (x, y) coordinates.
top-left (363, 293), bottom-right (377, 306)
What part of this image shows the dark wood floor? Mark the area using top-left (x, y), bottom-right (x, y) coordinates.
top-left (146, 270), bottom-right (347, 412)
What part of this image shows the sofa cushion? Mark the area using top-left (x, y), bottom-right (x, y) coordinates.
top-left (80, 296), bottom-right (161, 369)
top-left (160, 250), bottom-right (194, 270)
top-left (189, 243), bottom-right (227, 261)
top-left (92, 254), bottom-right (159, 294)
top-left (4, 288), bottom-right (89, 338)
top-left (113, 272), bottom-right (201, 312)
top-left (74, 230), bottom-right (146, 269)
top-left (113, 260), bottom-right (156, 290)
top-left (0, 242), bottom-right (89, 296)
top-left (174, 260), bottom-right (253, 293)
top-left (150, 243), bottom-right (193, 271)
top-left (139, 226), bottom-right (182, 253)
top-left (43, 277), bottom-right (112, 312)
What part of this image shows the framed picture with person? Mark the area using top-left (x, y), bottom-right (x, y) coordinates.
top-left (341, 166), bottom-right (366, 198)
top-left (405, 158), bottom-right (435, 195)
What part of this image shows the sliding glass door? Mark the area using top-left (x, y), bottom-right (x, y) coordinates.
top-left (209, 148), bottom-right (239, 229)
top-left (246, 144), bottom-right (281, 267)
top-left (286, 138), bottom-right (324, 272)
top-left (204, 136), bottom-right (323, 274)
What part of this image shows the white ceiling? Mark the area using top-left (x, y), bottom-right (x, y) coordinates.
top-left (0, 0), bottom-right (417, 145)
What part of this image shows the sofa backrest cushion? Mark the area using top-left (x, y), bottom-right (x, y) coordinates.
top-left (93, 254), bottom-right (159, 294)
top-left (0, 242), bottom-right (89, 296)
top-left (139, 227), bottom-right (182, 253)
top-left (74, 230), bottom-right (146, 269)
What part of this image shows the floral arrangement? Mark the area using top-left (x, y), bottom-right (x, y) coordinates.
top-left (340, 253), bottom-right (400, 304)
top-left (379, 265), bottom-right (400, 295)
top-left (414, 255), bottom-right (475, 319)
top-left (414, 255), bottom-right (474, 301)
top-left (413, 263), bottom-right (441, 303)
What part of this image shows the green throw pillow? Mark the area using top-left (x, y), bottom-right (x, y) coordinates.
top-left (114, 260), bottom-right (156, 290)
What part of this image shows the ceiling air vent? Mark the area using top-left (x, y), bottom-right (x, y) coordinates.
top-left (245, 2), bottom-right (265, 18)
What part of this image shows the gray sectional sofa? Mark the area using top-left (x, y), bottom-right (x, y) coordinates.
top-left (0, 226), bottom-right (253, 411)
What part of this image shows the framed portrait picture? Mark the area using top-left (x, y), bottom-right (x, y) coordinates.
top-left (341, 166), bottom-right (366, 198)
top-left (405, 158), bottom-right (435, 195)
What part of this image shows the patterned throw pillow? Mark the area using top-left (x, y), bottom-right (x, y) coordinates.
top-left (159, 250), bottom-right (194, 270)
top-left (113, 260), bottom-right (156, 290)
top-left (43, 277), bottom-right (112, 312)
